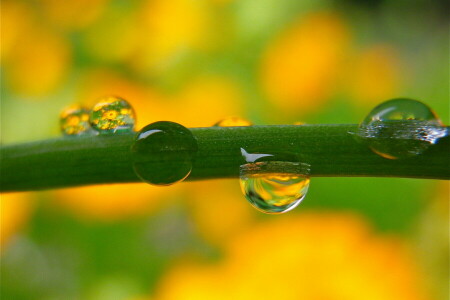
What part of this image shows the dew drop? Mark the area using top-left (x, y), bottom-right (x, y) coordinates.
top-left (358, 98), bottom-right (447, 159)
top-left (293, 121), bottom-right (305, 125)
top-left (213, 116), bottom-right (252, 127)
top-left (60, 105), bottom-right (91, 136)
top-left (90, 96), bottom-right (136, 134)
top-left (239, 149), bottom-right (310, 214)
top-left (131, 121), bottom-right (198, 186)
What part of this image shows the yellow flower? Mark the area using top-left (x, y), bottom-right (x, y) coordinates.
top-left (260, 11), bottom-right (350, 115)
top-left (82, 8), bottom-right (141, 63)
top-left (415, 182), bottom-right (449, 300)
top-left (77, 71), bottom-right (244, 129)
top-left (155, 212), bottom-right (429, 300)
top-left (0, 192), bottom-right (34, 249)
top-left (4, 28), bottom-right (71, 96)
top-left (347, 45), bottom-right (401, 106)
top-left (0, 1), bottom-right (32, 62)
top-left (38, 0), bottom-right (108, 30)
top-left (185, 180), bottom-right (255, 246)
top-left (135, 0), bottom-right (215, 73)
top-left (171, 77), bottom-right (246, 127)
top-left (53, 183), bottom-right (180, 222)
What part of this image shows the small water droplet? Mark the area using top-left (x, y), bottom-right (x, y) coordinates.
top-left (90, 96), bottom-right (136, 134)
top-left (213, 117), bottom-right (252, 127)
top-left (293, 121), bottom-right (305, 125)
top-left (131, 121), bottom-right (198, 186)
top-left (239, 149), bottom-right (310, 214)
top-left (358, 98), bottom-right (447, 159)
top-left (60, 105), bottom-right (91, 136)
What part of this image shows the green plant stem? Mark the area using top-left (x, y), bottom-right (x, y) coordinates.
top-left (1, 124), bottom-right (449, 192)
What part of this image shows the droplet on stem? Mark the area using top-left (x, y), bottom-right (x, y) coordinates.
top-left (239, 149), bottom-right (310, 214)
top-left (213, 117), bottom-right (252, 127)
top-left (90, 96), bottom-right (136, 134)
top-left (358, 98), bottom-right (447, 159)
top-left (131, 121), bottom-right (198, 186)
top-left (60, 105), bottom-right (91, 136)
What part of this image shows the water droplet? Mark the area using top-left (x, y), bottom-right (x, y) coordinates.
top-left (90, 96), bottom-right (136, 134)
top-left (293, 121), bottom-right (305, 125)
top-left (239, 149), bottom-right (310, 214)
top-left (60, 105), bottom-right (91, 136)
top-left (358, 98), bottom-right (447, 159)
top-left (131, 121), bottom-right (198, 186)
top-left (213, 117), bottom-right (252, 127)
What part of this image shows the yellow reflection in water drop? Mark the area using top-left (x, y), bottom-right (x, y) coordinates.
top-left (214, 116), bottom-right (252, 127)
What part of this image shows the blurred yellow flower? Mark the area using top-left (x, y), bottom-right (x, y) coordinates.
top-left (415, 182), bottom-right (449, 300)
top-left (172, 77), bottom-right (246, 127)
top-left (347, 45), bottom-right (402, 106)
top-left (0, 192), bottom-right (34, 249)
top-left (4, 28), bottom-right (71, 96)
top-left (155, 212), bottom-right (429, 300)
top-left (76, 69), bottom-right (168, 129)
top-left (260, 11), bottom-right (350, 114)
top-left (0, 1), bottom-right (33, 62)
top-left (135, 0), bottom-right (215, 73)
top-left (38, 0), bottom-right (108, 30)
top-left (185, 180), bottom-right (255, 246)
top-left (53, 183), bottom-right (180, 222)
top-left (82, 8), bottom-right (141, 63)
top-left (77, 71), bottom-right (244, 129)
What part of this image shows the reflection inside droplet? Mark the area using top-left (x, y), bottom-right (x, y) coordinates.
top-left (131, 121), bottom-right (198, 186)
top-left (239, 149), bottom-right (310, 214)
top-left (90, 96), bottom-right (136, 134)
top-left (358, 98), bottom-right (447, 159)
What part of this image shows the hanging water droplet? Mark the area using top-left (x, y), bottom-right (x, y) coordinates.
top-left (90, 96), bottom-right (136, 134)
top-left (358, 98), bottom-right (447, 159)
top-left (60, 105), bottom-right (91, 136)
top-left (131, 121), bottom-right (198, 186)
top-left (239, 149), bottom-right (310, 214)
top-left (213, 116), bottom-right (252, 127)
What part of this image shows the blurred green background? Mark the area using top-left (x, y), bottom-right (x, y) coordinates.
top-left (1, 0), bottom-right (449, 299)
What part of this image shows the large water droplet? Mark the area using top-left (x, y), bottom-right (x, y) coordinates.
top-left (239, 149), bottom-right (310, 214)
top-left (90, 96), bottom-right (136, 134)
top-left (358, 98), bottom-right (447, 159)
top-left (213, 117), bottom-right (252, 127)
top-left (131, 121), bottom-right (198, 186)
top-left (60, 105), bottom-right (91, 136)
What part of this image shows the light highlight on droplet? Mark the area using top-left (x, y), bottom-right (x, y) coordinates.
top-left (60, 105), bottom-right (91, 136)
top-left (131, 121), bottom-right (198, 186)
top-left (90, 96), bottom-right (136, 134)
top-left (358, 98), bottom-right (447, 159)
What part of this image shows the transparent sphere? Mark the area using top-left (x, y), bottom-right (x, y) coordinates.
top-left (240, 161), bottom-right (310, 214)
top-left (90, 96), bottom-right (135, 134)
top-left (60, 105), bottom-right (91, 136)
top-left (131, 121), bottom-right (198, 186)
top-left (358, 98), bottom-right (446, 159)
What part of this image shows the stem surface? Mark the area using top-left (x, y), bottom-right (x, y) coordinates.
top-left (1, 124), bottom-right (449, 192)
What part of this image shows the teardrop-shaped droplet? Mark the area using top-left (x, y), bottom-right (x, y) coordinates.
top-left (358, 98), bottom-right (447, 159)
top-left (90, 96), bottom-right (136, 134)
top-left (131, 121), bottom-right (198, 186)
top-left (213, 117), bottom-right (252, 127)
top-left (239, 149), bottom-right (310, 214)
top-left (60, 105), bottom-right (91, 136)
top-left (240, 161), bottom-right (310, 214)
